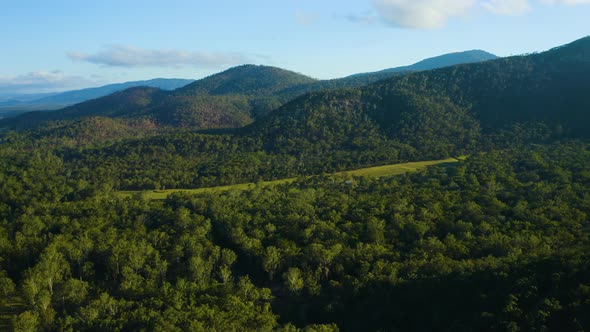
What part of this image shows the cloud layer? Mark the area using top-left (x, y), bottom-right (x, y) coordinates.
top-left (368, 0), bottom-right (590, 29)
top-left (0, 71), bottom-right (95, 94)
top-left (373, 0), bottom-right (474, 29)
top-left (68, 45), bottom-right (254, 68)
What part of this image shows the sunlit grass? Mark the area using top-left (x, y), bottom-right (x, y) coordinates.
top-left (119, 157), bottom-right (460, 199)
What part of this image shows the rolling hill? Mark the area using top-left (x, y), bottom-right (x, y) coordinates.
top-left (248, 36), bottom-right (590, 157)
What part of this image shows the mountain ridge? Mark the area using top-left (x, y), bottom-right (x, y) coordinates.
top-left (347, 49), bottom-right (498, 79)
top-left (0, 78), bottom-right (194, 113)
top-left (0, 49), bottom-right (501, 130)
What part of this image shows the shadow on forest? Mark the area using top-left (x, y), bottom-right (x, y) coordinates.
top-left (274, 254), bottom-right (590, 332)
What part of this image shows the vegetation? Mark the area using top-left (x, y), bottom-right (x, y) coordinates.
top-left (0, 142), bottom-right (589, 331)
top-left (0, 37), bottom-right (589, 331)
top-left (119, 157), bottom-right (459, 199)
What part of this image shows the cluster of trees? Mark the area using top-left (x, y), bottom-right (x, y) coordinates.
top-left (0, 141), bottom-right (589, 330)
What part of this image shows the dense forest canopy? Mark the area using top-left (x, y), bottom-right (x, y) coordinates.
top-left (0, 37), bottom-right (589, 331)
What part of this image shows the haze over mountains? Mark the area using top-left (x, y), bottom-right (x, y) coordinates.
top-left (0, 49), bottom-right (498, 129)
top-left (348, 49), bottom-right (497, 78)
top-left (3, 37), bottom-right (589, 147)
top-left (0, 78), bottom-right (194, 114)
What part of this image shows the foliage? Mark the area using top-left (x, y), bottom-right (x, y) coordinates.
top-left (0, 142), bottom-right (589, 330)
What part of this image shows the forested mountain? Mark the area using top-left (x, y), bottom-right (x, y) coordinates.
top-left (250, 36), bottom-right (590, 152)
top-left (176, 65), bottom-right (317, 96)
top-left (0, 50), bottom-right (499, 131)
top-left (0, 66), bottom-right (318, 130)
top-left (0, 78), bottom-right (194, 113)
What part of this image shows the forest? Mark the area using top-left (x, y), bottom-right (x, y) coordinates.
top-left (0, 37), bottom-right (589, 331)
top-left (1, 141), bottom-right (589, 331)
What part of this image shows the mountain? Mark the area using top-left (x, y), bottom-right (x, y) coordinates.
top-left (0, 66), bottom-right (317, 130)
top-left (247, 36), bottom-right (590, 158)
top-left (382, 49), bottom-right (497, 73)
top-left (0, 92), bottom-right (59, 104)
top-left (176, 64), bottom-right (317, 96)
top-left (347, 50), bottom-right (498, 79)
top-left (0, 78), bottom-right (194, 113)
top-left (0, 50), bottom-right (498, 131)
top-left (34, 78), bottom-right (195, 105)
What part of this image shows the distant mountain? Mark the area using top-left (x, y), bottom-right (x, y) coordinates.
top-left (0, 66), bottom-right (317, 130)
top-left (348, 50), bottom-right (498, 79)
top-left (36, 78), bottom-right (195, 105)
top-left (0, 51), bottom-right (499, 131)
top-left (0, 92), bottom-right (59, 103)
top-left (0, 78), bottom-right (194, 113)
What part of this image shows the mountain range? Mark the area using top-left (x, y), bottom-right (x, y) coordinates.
top-left (2, 37), bottom-right (589, 157)
top-left (0, 50), bottom-right (498, 129)
top-left (0, 78), bottom-right (194, 114)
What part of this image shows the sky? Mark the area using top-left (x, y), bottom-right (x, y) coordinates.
top-left (0, 0), bottom-right (589, 94)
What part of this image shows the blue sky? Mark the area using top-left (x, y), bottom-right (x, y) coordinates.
top-left (1, 0), bottom-right (589, 94)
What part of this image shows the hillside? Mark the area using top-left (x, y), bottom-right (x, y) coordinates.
top-left (249, 36), bottom-right (590, 155)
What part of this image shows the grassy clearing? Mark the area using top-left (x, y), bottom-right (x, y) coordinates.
top-left (119, 157), bottom-right (460, 200)
top-left (334, 157), bottom-right (459, 177)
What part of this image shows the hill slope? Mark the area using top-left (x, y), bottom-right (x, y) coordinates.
top-left (248, 36), bottom-right (590, 158)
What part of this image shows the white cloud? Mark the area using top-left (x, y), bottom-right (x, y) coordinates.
top-left (68, 45), bottom-right (255, 68)
top-left (372, 0), bottom-right (475, 29)
top-left (0, 71), bottom-right (96, 94)
top-left (361, 0), bottom-right (590, 29)
top-left (482, 0), bottom-right (531, 15)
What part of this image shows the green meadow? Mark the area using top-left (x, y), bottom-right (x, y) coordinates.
top-left (119, 157), bottom-right (460, 199)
